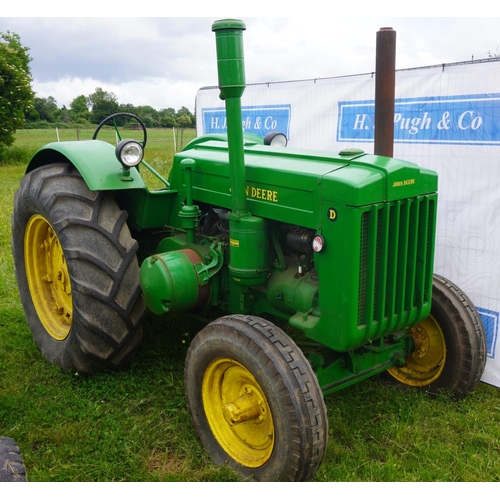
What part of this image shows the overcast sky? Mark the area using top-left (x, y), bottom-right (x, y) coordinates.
top-left (2, 4), bottom-right (500, 113)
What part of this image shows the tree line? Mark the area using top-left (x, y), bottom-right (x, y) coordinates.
top-left (0, 30), bottom-right (195, 161)
top-left (27, 88), bottom-right (196, 129)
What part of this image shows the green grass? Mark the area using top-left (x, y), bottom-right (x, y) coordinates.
top-left (1, 130), bottom-right (500, 482)
top-left (6, 127), bottom-right (196, 191)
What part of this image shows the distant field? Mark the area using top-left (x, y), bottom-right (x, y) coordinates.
top-left (14, 126), bottom-right (195, 157)
top-left (11, 127), bottom-right (197, 190)
top-left (1, 129), bottom-right (500, 482)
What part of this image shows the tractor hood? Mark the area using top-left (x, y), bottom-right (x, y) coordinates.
top-left (171, 138), bottom-right (437, 229)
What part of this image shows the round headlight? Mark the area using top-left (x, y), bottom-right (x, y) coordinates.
top-left (264, 132), bottom-right (288, 147)
top-left (115, 139), bottom-right (144, 168)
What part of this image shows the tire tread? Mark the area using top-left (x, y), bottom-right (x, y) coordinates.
top-left (0, 437), bottom-right (27, 482)
top-left (432, 274), bottom-right (486, 396)
top-left (12, 163), bottom-right (145, 374)
top-left (185, 314), bottom-right (328, 481)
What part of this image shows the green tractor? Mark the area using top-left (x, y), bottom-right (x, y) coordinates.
top-left (11, 19), bottom-right (486, 481)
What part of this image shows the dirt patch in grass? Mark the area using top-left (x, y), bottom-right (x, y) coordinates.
top-left (146, 449), bottom-right (187, 476)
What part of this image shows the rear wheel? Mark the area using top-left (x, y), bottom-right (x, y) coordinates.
top-left (0, 437), bottom-right (26, 482)
top-left (184, 314), bottom-right (328, 481)
top-left (387, 274), bottom-right (486, 398)
top-left (12, 163), bottom-right (145, 374)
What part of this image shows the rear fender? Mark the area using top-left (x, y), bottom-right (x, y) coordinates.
top-left (26, 140), bottom-right (146, 191)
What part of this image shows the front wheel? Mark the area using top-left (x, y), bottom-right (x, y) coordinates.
top-left (12, 163), bottom-right (145, 374)
top-left (387, 274), bottom-right (486, 398)
top-left (184, 315), bottom-right (328, 482)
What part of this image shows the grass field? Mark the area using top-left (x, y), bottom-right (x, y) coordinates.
top-left (8, 127), bottom-right (196, 186)
top-left (1, 129), bottom-right (500, 482)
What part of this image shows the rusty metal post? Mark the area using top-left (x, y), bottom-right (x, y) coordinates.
top-left (374, 27), bottom-right (396, 157)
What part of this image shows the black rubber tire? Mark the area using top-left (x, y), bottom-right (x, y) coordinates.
top-left (12, 163), bottom-right (145, 374)
top-left (184, 314), bottom-right (328, 482)
top-left (388, 274), bottom-right (487, 399)
top-left (0, 437), bottom-right (27, 482)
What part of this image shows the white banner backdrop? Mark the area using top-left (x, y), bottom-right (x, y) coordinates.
top-left (196, 58), bottom-right (500, 388)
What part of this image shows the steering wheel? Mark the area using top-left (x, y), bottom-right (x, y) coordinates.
top-left (92, 112), bottom-right (148, 149)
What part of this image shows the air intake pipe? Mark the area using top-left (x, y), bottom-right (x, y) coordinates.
top-left (212, 19), bottom-right (269, 286)
top-left (212, 19), bottom-right (247, 215)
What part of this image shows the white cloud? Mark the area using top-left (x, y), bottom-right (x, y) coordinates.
top-left (33, 77), bottom-right (202, 112)
top-left (5, 15), bottom-right (500, 114)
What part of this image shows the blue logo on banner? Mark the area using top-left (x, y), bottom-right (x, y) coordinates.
top-left (337, 94), bottom-right (500, 145)
top-left (202, 104), bottom-right (291, 139)
top-left (477, 307), bottom-right (499, 359)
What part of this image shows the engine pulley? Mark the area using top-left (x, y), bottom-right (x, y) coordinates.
top-left (140, 249), bottom-right (210, 315)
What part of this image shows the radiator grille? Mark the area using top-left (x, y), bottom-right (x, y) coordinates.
top-left (357, 196), bottom-right (436, 334)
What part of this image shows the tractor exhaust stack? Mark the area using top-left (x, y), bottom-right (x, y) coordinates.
top-left (374, 27), bottom-right (396, 158)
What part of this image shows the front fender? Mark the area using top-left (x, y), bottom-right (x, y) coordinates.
top-left (26, 140), bottom-right (146, 191)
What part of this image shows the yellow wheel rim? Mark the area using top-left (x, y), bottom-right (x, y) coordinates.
top-left (388, 315), bottom-right (446, 386)
top-left (24, 215), bottom-right (72, 340)
top-left (202, 357), bottom-right (274, 468)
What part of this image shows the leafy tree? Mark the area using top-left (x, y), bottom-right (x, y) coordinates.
top-left (25, 106), bottom-right (40, 122)
top-left (0, 31), bottom-right (34, 159)
top-left (176, 114), bottom-right (192, 128)
top-left (176, 106), bottom-right (195, 128)
top-left (33, 96), bottom-right (58, 122)
top-left (118, 103), bottom-right (136, 115)
top-left (54, 105), bottom-right (71, 123)
top-left (159, 107), bottom-right (177, 128)
top-left (133, 105), bottom-right (158, 127)
top-left (69, 94), bottom-right (90, 123)
top-left (87, 87), bottom-right (119, 124)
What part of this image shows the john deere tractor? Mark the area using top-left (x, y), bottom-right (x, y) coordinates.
top-left (11, 19), bottom-right (486, 481)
